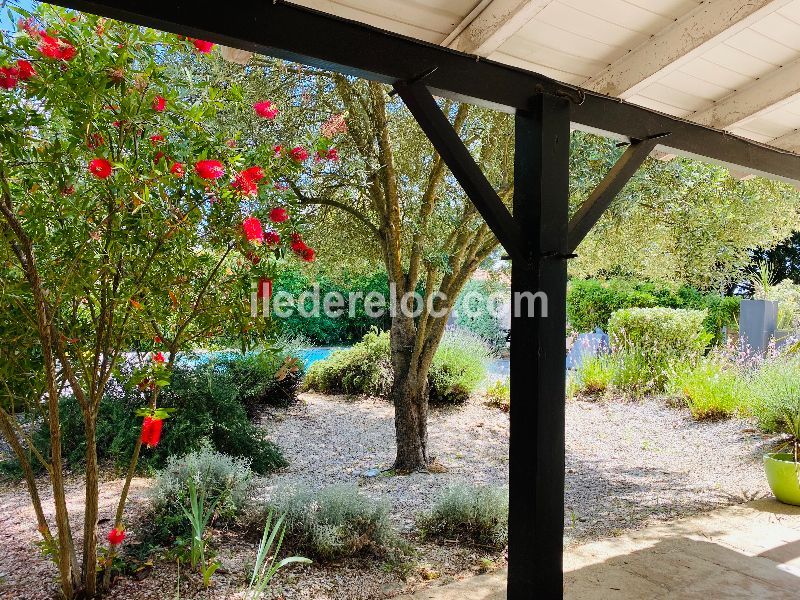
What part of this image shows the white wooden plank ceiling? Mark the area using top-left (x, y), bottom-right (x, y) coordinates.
top-left (289, 0), bottom-right (800, 161)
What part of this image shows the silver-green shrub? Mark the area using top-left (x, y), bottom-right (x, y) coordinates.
top-left (419, 484), bottom-right (508, 548)
top-left (263, 484), bottom-right (395, 560)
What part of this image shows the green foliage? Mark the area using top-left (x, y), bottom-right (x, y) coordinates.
top-left (29, 355), bottom-right (288, 476)
top-left (573, 355), bottom-right (614, 396)
top-left (485, 378), bottom-right (510, 411)
top-left (418, 484), bottom-right (508, 549)
top-left (608, 307), bottom-right (711, 392)
top-left (747, 357), bottom-right (800, 435)
top-left (304, 329), bottom-right (392, 397)
top-left (271, 267), bottom-right (393, 345)
top-left (567, 278), bottom-right (740, 342)
top-left (668, 357), bottom-right (746, 420)
top-left (764, 279), bottom-right (800, 330)
top-left (147, 445), bottom-right (254, 543)
top-left (304, 330), bottom-right (489, 404)
top-left (569, 132), bottom-right (800, 289)
top-left (245, 512), bottom-right (311, 599)
top-left (429, 332), bottom-right (490, 404)
top-left (262, 485), bottom-right (396, 560)
top-left (452, 279), bottom-right (509, 352)
top-left (178, 478), bottom-right (222, 586)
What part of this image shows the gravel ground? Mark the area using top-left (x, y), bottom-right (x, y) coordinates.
top-left (0, 392), bottom-right (774, 599)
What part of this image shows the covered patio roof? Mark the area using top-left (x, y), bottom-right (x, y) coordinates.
top-left (292, 0), bottom-right (800, 179)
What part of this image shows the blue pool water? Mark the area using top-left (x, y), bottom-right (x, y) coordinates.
top-left (297, 346), bottom-right (342, 367)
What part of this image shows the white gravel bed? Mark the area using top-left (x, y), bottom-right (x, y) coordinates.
top-left (259, 392), bottom-right (771, 545)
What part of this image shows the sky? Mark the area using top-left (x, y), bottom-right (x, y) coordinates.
top-left (0, 0), bottom-right (37, 33)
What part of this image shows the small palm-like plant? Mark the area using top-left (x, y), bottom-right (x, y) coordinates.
top-left (246, 512), bottom-right (311, 599)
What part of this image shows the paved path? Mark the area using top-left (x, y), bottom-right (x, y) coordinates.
top-left (396, 498), bottom-right (800, 599)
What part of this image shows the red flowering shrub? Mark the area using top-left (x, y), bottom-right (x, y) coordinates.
top-left (0, 6), bottom-right (321, 597)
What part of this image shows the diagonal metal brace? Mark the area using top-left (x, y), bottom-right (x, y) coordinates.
top-left (567, 133), bottom-right (668, 253)
top-left (393, 81), bottom-right (527, 263)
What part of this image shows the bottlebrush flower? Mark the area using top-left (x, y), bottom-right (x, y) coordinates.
top-left (152, 351), bottom-right (165, 364)
top-left (315, 147), bottom-right (339, 162)
top-left (16, 60), bottom-right (36, 80)
top-left (273, 145), bottom-right (282, 156)
top-left (140, 416), bottom-right (163, 448)
top-left (269, 207), bottom-right (288, 223)
top-left (234, 172), bottom-right (258, 197)
top-left (86, 133), bottom-right (104, 149)
top-left (195, 159), bottom-right (225, 179)
top-left (150, 134), bottom-right (165, 145)
top-left (153, 151), bottom-right (165, 164)
top-left (241, 166), bottom-right (265, 183)
top-left (38, 32), bottom-right (76, 60)
top-left (242, 216), bottom-right (264, 244)
top-left (107, 527), bottom-right (126, 546)
top-left (0, 66), bottom-right (18, 89)
top-left (190, 38), bottom-right (215, 53)
top-left (299, 247), bottom-right (315, 262)
top-left (289, 146), bottom-right (309, 162)
top-left (152, 95), bottom-right (166, 111)
top-left (170, 162), bottom-right (185, 177)
top-left (88, 158), bottom-right (112, 179)
top-left (253, 100), bottom-right (278, 119)
top-left (263, 230), bottom-right (280, 246)
top-left (257, 278), bottom-right (272, 299)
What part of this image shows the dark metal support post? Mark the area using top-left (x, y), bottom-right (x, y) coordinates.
top-left (508, 94), bottom-right (570, 599)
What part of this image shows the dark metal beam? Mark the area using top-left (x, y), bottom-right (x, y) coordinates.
top-left (567, 136), bottom-right (662, 253)
top-left (508, 94), bottom-right (570, 599)
top-left (393, 82), bottom-right (525, 263)
top-left (53, 0), bottom-right (800, 183)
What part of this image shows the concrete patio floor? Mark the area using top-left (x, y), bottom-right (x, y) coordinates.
top-left (398, 498), bottom-right (800, 599)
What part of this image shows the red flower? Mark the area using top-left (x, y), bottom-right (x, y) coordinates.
top-left (107, 527), bottom-right (126, 546)
top-left (315, 147), bottom-right (339, 162)
top-left (153, 336), bottom-right (162, 344)
top-left (15, 59), bottom-right (35, 81)
top-left (269, 207), bottom-right (288, 223)
top-left (190, 39), bottom-right (215, 53)
top-left (290, 232), bottom-right (303, 244)
top-left (273, 145), bottom-right (282, 156)
top-left (150, 134), bottom-right (165, 145)
top-left (234, 172), bottom-right (258, 197)
top-left (140, 416), bottom-right (163, 448)
top-left (152, 95), bottom-right (166, 112)
top-left (257, 278), bottom-right (272, 299)
top-left (38, 32), bottom-right (76, 60)
top-left (86, 133), bottom-right (104, 149)
top-left (242, 216), bottom-right (264, 244)
top-left (245, 250), bottom-right (261, 265)
top-left (16, 60), bottom-right (36, 80)
top-left (88, 158), bottom-right (112, 179)
top-left (195, 159), bottom-right (225, 180)
top-left (263, 230), bottom-right (280, 246)
top-left (153, 151), bottom-right (165, 164)
top-left (0, 66), bottom-right (18, 90)
top-left (170, 162), bottom-right (185, 177)
top-left (241, 166), bottom-right (265, 183)
top-left (299, 247), bottom-right (316, 262)
top-left (152, 351), bottom-right (165, 364)
top-left (289, 146), bottom-right (309, 162)
top-left (253, 100), bottom-right (278, 119)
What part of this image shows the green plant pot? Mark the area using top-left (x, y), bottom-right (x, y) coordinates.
top-left (764, 453), bottom-right (800, 506)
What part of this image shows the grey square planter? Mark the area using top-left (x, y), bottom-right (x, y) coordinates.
top-left (739, 299), bottom-right (778, 355)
